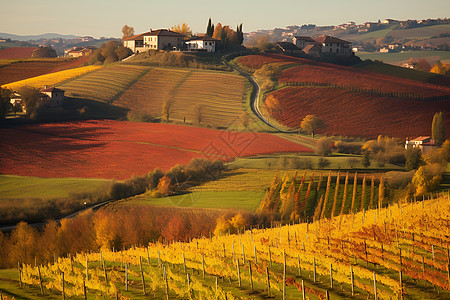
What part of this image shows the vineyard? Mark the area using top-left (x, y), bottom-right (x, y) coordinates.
top-left (279, 64), bottom-right (450, 100)
top-left (1, 65), bottom-right (101, 90)
top-left (0, 120), bottom-right (312, 179)
top-left (0, 47), bottom-right (37, 59)
top-left (6, 195), bottom-right (450, 299)
top-left (264, 87), bottom-right (450, 139)
top-left (115, 68), bottom-right (249, 128)
top-left (0, 56), bottom-right (90, 85)
top-left (57, 65), bottom-right (150, 103)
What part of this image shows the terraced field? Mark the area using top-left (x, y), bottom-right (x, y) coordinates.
top-left (116, 68), bottom-right (248, 128)
top-left (57, 65), bottom-right (150, 103)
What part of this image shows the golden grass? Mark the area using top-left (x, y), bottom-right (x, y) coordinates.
top-left (1, 65), bottom-right (101, 90)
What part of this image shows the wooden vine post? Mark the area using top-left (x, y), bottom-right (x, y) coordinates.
top-left (249, 261), bottom-right (253, 291)
top-left (330, 263), bottom-right (333, 289)
top-left (298, 254), bottom-right (301, 277)
top-left (83, 280), bottom-right (87, 300)
top-left (125, 263), bottom-right (128, 291)
top-left (38, 265), bottom-right (44, 295)
top-left (62, 272), bottom-right (65, 300)
top-left (283, 249), bottom-right (286, 300)
top-left (236, 260), bottom-right (241, 287)
top-left (373, 272), bottom-right (377, 300)
top-left (202, 254), bottom-right (206, 279)
top-left (266, 266), bottom-right (270, 296)
top-left (140, 257), bottom-right (146, 296)
top-left (313, 257), bottom-right (316, 283)
top-left (350, 266), bottom-right (354, 296)
top-left (85, 254), bottom-right (89, 280)
top-left (302, 280), bottom-right (306, 300)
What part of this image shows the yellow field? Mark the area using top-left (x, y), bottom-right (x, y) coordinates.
top-left (57, 65), bottom-right (150, 102)
top-left (1, 65), bottom-right (101, 90)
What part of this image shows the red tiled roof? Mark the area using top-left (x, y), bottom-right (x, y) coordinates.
top-left (303, 44), bottom-right (322, 52)
top-left (123, 29), bottom-right (185, 41)
top-left (315, 35), bottom-right (351, 44)
top-left (123, 31), bottom-right (151, 41)
top-left (40, 87), bottom-right (65, 93)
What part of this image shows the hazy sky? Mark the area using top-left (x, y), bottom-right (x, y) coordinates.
top-left (1, 0), bottom-right (449, 38)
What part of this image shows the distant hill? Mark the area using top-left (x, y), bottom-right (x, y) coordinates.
top-left (0, 32), bottom-right (79, 41)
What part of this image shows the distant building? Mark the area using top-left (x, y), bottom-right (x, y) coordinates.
top-left (352, 46), bottom-right (364, 52)
top-left (276, 42), bottom-right (302, 54)
top-left (303, 44), bottom-right (322, 57)
top-left (123, 29), bottom-right (185, 53)
top-left (185, 36), bottom-right (219, 52)
top-left (379, 47), bottom-right (390, 53)
top-left (293, 36), bottom-right (315, 49)
top-left (40, 87), bottom-right (65, 108)
top-left (314, 35), bottom-right (352, 56)
top-left (65, 46), bottom-right (96, 57)
top-left (382, 19), bottom-right (399, 24)
top-left (405, 136), bottom-right (437, 154)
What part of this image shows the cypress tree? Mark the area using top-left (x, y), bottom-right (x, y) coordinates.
top-left (432, 112), bottom-right (445, 146)
top-left (206, 18), bottom-right (213, 37)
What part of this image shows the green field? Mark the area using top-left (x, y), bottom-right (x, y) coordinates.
top-left (356, 50), bottom-right (450, 65)
top-left (128, 190), bottom-right (265, 211)
top-left (0, 175), bottom-right (111, 225)
top-left (0, 175), bottom-right (111, 199)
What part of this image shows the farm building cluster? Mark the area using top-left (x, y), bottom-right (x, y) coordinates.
top-left (277, 35), bottom-right (353, 57)
top-left (10, 86), bottom-right (65, 113)
top-left (123, 29), bottom-right (219, 53)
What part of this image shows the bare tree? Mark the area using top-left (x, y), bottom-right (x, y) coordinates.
top-left (193, 104), bottom-right (203, 125)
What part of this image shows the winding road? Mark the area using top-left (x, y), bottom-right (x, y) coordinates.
top-left (223, 56), bottom-right (295, 133)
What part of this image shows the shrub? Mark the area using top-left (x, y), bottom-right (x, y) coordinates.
top-left (318, 157), bottom-right (330, 169)
top-left (336, 141), bottom-right (362, 154)
top-left (316, 137), bottom-right (332, 156)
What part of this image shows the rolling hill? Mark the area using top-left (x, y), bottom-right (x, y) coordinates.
top-left (236, 54), bottom-right (450, 139)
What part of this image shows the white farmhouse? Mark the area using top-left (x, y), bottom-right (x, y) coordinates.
top-left (185, 36), bottom-right (219, 52)
top-left (314, 35), bottom-right (352, 56)
top-left (123, 29), bottom-right (185, 53)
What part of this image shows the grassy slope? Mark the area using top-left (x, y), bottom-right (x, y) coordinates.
top-left (356, 50), bottom-right (450, 65)
top-left (0, 175), bottom-right (111, 199)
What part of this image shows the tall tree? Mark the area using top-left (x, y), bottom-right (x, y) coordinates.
top-left (301, 115), bottom-right (325, 138)
top-left (432, 112), bottom-right (445, 146)
top-left (237, 23), bottom-right (244, 45)
top-left (212, 23), bottom-right (223, 41)
top-left (122, 25), bottom-right (135, 39)
top-left (206, 18), bottom-right (213, 37)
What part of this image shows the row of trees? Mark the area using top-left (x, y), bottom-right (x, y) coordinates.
top-left (206, 18), bottom-right (244, 50)
top-left (89, 41), bottom-right (133, 65)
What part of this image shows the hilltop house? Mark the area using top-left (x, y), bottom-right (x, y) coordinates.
top-left (11, 87), bottom-right (65, 113)
top-left (65, 46), bottom-right (97, 57)
top-left (314, 35), bottom-right (352, 56)
top-left (405, 136), bottom-right (437, 154)
top-left (123, 29), bottom-right (185, 53)
top-left (185, 36), bottom-right (219, 52)
top-left (40, 87), bottom-right (65, 108)
top-left (303, 44), bottom-right (322, 57)
top-left (276, 42), bottom-right (302, 54)
top-left (293, 36), bottom-right (315, 49)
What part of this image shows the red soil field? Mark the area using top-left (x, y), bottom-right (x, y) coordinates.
top-left (0, 56), bottom-right (90, 85)
top-left (0, 120), bottom-right (312, 179)
top-left (267, 87), bottom-right (450, 139)
top-left (0, 47), bottom-right (37, 59)
top-left (279, 64), bottom-right (450, 98)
